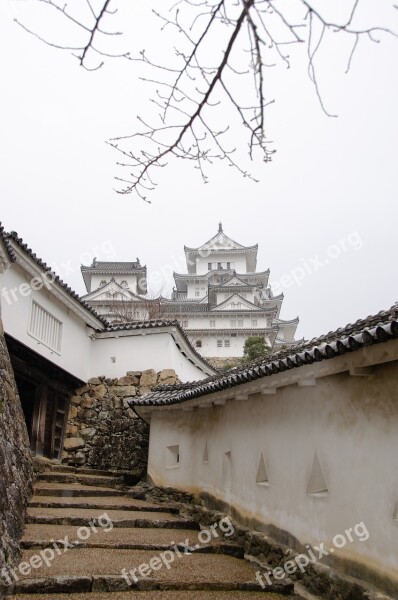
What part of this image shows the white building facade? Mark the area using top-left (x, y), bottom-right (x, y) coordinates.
top-left (163, 225), bottom-right (299, 358)
top-left (132, 308), bottom-right (398, 598)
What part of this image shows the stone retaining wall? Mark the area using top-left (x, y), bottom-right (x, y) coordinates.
top-left (63, 368), bottom-right (179, 478)
top-left (0, 321), bottom-right (33, 590)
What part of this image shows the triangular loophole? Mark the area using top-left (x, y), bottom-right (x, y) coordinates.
top-left (203, 442), bottom-right (209, 463)
top-left (256, 453), bottom-right (269, 486)
top-left (307, 452), bottom-right (328, 496)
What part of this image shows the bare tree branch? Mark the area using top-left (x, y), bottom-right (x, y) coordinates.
top-left (14, 0), bottom-right (398, 199)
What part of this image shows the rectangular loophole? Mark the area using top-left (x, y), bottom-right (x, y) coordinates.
top-left (165, 445), bottom-right (180, 468)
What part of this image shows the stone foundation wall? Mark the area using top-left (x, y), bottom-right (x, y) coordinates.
top-left (0, 321), bottom-right (33, 587)
top-left (63, 369), bottom-right (179, 478)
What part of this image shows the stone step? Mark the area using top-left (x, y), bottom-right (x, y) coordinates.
top-left (6, 548), bottom-right (293, 595)
top-left (46, 465), bottom-right (134, 478)
top-left (37, 472), bottom-right (124, 487)
top-left (21, 524), bottom-right (243, 557)
top-left (8, 591), bottom-right (291, 600)
top-left (29, 496), bottom-right (180, 515)
top-left (26, 507), bottom-right (198, 530)
top-left (33, 484), bottom-right (126, 498)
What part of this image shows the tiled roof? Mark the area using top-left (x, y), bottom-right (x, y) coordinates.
top-left (129, 304), bottom-right (398, 407)
top-left (81, 260), bottom-right (145, 271)
top-left (0, 223), bottom-right (16, 261)
top-left (5, 230), bottom-right (109, 326)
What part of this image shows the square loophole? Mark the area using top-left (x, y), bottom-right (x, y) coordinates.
top-left (165, 445), bottom-right (180, 468)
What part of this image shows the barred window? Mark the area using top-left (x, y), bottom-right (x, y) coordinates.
top-left (28, 301), bottom-right (63, 353)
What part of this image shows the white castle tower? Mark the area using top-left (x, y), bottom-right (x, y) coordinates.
top-left (162, 224), bottom-right (299, 359)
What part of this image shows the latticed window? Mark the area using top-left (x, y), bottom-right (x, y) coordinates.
top-left (28, 301), bottom-right (63, 354)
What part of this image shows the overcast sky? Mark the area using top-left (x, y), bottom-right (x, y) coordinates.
top-left (0, 0), bottom-right (397, 340)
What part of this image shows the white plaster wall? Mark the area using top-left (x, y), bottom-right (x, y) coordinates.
top-left (187, 281), bottom-right (208, 299)
top-left (188, 333), bottom-right (247, 357)
top-left (146, 360), bottom-right (398, 582)
top-left (196, 254), bottom-right (247, 275)
top-left (90, 332), bottom-right (209, 382)
top-left (90, 274), bottom-right (138, 294)
top-left (1, 265), bottom-right (92, 381)
top-left (181, 314), bottom-right (269, 330)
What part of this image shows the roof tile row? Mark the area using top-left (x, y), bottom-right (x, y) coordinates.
top-left (130, 304), bottom-right (398, 407)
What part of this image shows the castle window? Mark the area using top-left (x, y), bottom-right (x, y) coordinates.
top-left (210, 320), bottom-right (215, 327)
top-left (224, 339), bottom-right (230, 347)
top-left (120, 280), bottom-right (128, 288)
top-left (230, 319), bottom-right (236, 327)
top-left (238, 319), bottom-right (243, 327)
top-left (181, 320), bottom-right (188, 328)
top-left (195, 291), bottom-right (200, 297)
top-left (100, 280), bottom-right (107, 287)
top-left (251, 319), bottom-right (257, 326)
top-left (195, 340), bottom-right (202, 348)
top-left (227, 262), bottom-right (231, 269)
top-left (28, 301), bottom-right (63, 354)
top-left (208, 263), bottom-right (212, 270)
top-left (217, 262), bottom-right (222, 269)
top-left (217, 339), bottom-right (222, 347)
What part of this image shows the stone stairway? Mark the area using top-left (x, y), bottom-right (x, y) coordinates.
top-left (5, 466), bottom-right (300, 600)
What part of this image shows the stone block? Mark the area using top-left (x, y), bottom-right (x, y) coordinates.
top-left (68, 405), bottom-right (78, 419)
top-left (88, 377), bottom-right (101, 385)
top-left (158, 369), bottom-right (177, 383)
top-left (117, 375), bottom-right (139, 386)
top-left (92, 384), bottom-right (107, 399)
top-left (159, 377), bottom-right (177, 385)
top-left (140, 369), bottom-right (157, 388)
top-left (108, 386), bottom-right (137, 398)
top-left (64, 437), bottom-right (85, 451)
top-left (139, 387), bottom-right (152, 396)
top-left (80, 428), bottom-right (96, 439)
top-left (113, 397), bottom-right (123, 409)
top-left (81, 396), bottom-right (96, 409)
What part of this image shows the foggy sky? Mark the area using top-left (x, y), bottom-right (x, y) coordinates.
top-left (1, 0), bottom-right (397, 340)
